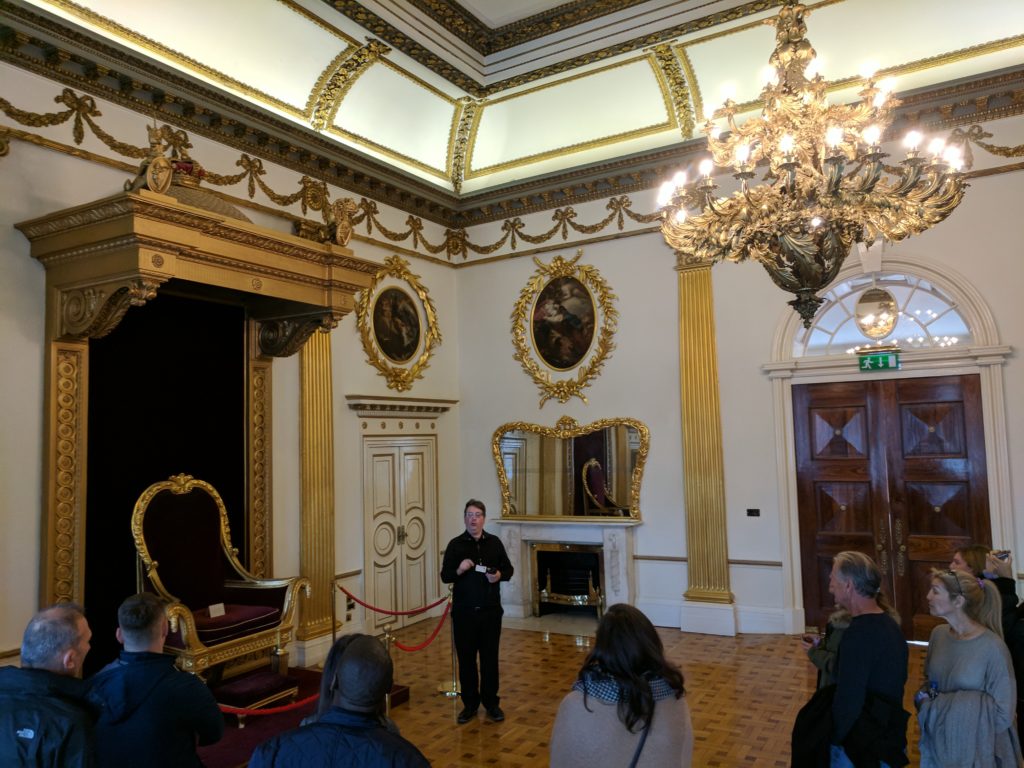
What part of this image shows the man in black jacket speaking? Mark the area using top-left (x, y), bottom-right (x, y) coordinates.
top-left (441, 499), bottom-right (513, 725)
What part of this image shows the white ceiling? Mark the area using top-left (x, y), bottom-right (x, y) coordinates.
top-left (13, 0), bottom-right (1024, 196)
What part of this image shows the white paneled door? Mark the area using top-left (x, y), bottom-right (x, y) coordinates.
top-left (363, 437), bottom-right (438, 632)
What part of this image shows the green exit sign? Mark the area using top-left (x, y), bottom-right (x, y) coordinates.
top-left (858, 351), bottom-right (900, 371)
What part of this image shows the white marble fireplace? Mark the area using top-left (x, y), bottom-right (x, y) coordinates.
top-left (494, 519), bottom-right (638, 618)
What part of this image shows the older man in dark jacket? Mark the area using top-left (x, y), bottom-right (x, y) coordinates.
top-left (0, 603), bottom-right (96, 767)
top-left (89, 593), bottom-right (222, 768)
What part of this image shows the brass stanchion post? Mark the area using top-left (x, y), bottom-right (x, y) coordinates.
top-left (437, 589), bottom-right (459, 697)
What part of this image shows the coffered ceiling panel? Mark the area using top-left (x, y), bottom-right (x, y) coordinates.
top-left (470, 57), bottom-right (672, 173)
top-left (33, 0), bottom-right (352, 116)
top-left (335, 62), bottom-right (457, 176)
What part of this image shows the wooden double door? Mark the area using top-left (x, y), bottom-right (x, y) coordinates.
top-left (795, 375), bottom-right (990, 639)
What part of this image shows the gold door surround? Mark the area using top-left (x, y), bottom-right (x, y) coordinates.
top-left (17, 188), bottom-right (376, 605)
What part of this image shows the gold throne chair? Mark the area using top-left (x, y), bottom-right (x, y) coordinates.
top-left (581, 458), bottom-right (627, 516)
top-left (131, 473), bottom-right (310, 680)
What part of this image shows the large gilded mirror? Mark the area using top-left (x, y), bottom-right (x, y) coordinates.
top-left (492, 416), bottom-right (648, 521)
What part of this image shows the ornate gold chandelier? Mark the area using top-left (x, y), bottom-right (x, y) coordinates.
top-left (658, 1), bottom-right (968, 327)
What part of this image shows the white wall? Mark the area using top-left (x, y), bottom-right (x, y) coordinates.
top-left (2, 59), bottom-right (1023, 650)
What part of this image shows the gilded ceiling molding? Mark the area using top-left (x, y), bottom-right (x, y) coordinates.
top-left (406, 0), bottom-right (646, 55)
top-left (675, 46), bottom-right (705, 133)
top-left (320, 0), bottom-right (781, 96)
top-left (310, 38), bottom-right (392, 131)
top-left (651, 44), bottom-right (696, 140)
top-left (450, 97), bottom-right (481, 194)
top-left (3, 14), bottom-right (1021, 228)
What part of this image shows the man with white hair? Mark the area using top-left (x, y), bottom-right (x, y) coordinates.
top-left (0, 603), bottom-right (96, 766)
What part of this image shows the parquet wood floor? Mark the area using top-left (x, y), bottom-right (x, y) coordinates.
top-left (386, 619), bottom-right (926, 767)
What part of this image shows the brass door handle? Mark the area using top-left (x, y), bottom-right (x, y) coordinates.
top-left (397, 525), bottom-right (407, 544)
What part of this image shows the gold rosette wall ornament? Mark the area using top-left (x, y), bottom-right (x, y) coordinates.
top-left (511, 250), bottom-right (618, 406)
top-left (356, 255), bottom-right (441, 391)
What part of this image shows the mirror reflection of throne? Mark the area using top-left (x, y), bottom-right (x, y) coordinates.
top-left (131, 474), bottom-right (309, 704)
top-left (581, 458), bottom-right (627, 515)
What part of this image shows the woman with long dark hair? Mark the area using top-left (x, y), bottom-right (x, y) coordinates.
top-left (549, 603), bottom-right (692, 767)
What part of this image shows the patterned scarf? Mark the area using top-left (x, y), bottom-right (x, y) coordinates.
top-left (572, 670), bottom-right (678, 703)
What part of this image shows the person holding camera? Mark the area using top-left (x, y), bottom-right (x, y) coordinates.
top-left (950, 544), bottom-right (1021, 637)
top-left (441, 499), bottom-right (513, 725)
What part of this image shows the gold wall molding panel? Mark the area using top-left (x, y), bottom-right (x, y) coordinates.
top-left (355, 255), bottom-right (442, 392)
top-left (510, 251), bottom-right (618, 406)
top-left (298, 331), bottom-right (336, 641)
top-left (676, 263), bottom-right (733, 605)
top-left (248, 352), bottom-right (272, 579)
top-left (46, 343), bottom-right (87, 605)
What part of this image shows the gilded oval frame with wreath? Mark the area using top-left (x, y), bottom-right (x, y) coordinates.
top-left (356, 255), bottom-right (441, 391)
top-left (511, 251), bottom-right (618, 406)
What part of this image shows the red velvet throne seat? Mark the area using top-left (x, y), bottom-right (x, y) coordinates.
top-left (131, 473), bottom-right (309, 679)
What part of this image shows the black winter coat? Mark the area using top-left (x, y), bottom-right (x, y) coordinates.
top-left (0, 665), bottom-right (96, 767)
top-left (249, 706), bottom-right (430, 768)
top-left (88, 651), bottom-right (223, 768)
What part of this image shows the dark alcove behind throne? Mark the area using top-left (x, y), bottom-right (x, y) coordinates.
top-left (85, 289), bottom-right (245, 675)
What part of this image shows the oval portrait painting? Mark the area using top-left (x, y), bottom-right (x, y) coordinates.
top-left (531, 276), bottom-right (596, 370)
top-left (372, 287), bottom-right (421, 364)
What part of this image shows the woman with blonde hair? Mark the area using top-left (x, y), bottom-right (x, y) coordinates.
top-left (917, 568), bottom-right (1024, 767)
top-left (549, 603), bottom-right (692, 767)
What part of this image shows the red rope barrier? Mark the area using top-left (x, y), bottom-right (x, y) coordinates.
top-left (393, 600), bottom-right (451, 653)
top-left (218, 692), bottom-right (320, 717)
top-left (339, 585), bottom-right (448, 616)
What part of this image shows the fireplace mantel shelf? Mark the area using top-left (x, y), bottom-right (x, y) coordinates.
top-left (495, 518), bottom-right (640, 527)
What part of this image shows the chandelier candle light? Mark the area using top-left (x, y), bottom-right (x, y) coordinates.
top-left (658, 1), bottom-right (968, 327)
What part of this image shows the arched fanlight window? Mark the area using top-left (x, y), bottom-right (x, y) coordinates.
top-left (792, 273), bottom-right (973, 358)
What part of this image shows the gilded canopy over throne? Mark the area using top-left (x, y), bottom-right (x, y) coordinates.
top-left (131, 473), bottom-right (309, 678)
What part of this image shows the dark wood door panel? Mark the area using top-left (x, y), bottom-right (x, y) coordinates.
top-left (795, 375), bottom-right (990, 640)
top-left (808, 407), bottom-right (869, 460)
top-left (900, 402), bottom-right (966, 458)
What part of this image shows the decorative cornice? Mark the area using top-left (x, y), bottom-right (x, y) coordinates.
top-left (320, 0), bottom-right (781, 96)
top-left (1, 8), bottom-right (1021, 231)
top-left (345, 394), bottom-right (457, 418)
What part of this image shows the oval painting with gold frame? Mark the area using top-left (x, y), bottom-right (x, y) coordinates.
top-left (356, 255), bottom-right (442, 392)
top-left (530, 276), bottom-right (596, 371)
top-left (511, 251), bottom-right (618, 406)
top-left (373, 286), bottom-right (421, 363)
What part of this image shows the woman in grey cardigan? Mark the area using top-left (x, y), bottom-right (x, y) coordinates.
top-left (549, 603), bottom-right (692, 767)
top-left (917, 568), bottom-right (1024, 767)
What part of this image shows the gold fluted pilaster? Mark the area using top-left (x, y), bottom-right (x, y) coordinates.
top-left (297, 330), bottom-right (335, 640)
top-left (677, 262), bottom-right (733, 604)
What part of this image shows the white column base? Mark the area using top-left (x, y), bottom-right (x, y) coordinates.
top-left (292, 633), bottom-right (334, 668)
top-left (679, 600), bottom-right (738, 636)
